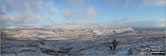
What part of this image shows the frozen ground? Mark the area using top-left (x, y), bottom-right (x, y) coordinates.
top-left (0, 26), bottom-right (165, 56)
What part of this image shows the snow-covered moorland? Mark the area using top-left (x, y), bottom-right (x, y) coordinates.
top-left (1, 26), bottom-right (165, 56)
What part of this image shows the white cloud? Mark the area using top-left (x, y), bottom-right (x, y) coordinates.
top-left (139, 0), bottom-right (165, 9)
top-left (67, 0), bottom-right (84, 6)
top-left (111, 18), bottom-right (165, 27)
top-left (62, 0), bottom-right (96, 19)
top-left (50, 6), bottom-right (58, 14)
top-left (5, 0), bottom-right (42, 13)
top-left (125, 0), bottom-right (132, 8)
top-left (0, 0), bottom-right (48, 27)
top-left (0, 12), bottom-right (40, 26)
top-left (0, 2), bottom-right (4, 15)
top-left (62, 8), bottom-right (73, 19)
top-left (143, 0), bottom-right (165, 7)
top-left (46, 0), bottom-right (54, 7)
top-left (107, 0), bottom-right (165, 9)
top-left (45, 0), bottom-right (58, 14)
top-left (154, 0), bottom-right (165, 6)
top-left (123, 0), bottom-right (165, 9)
top-left (83, 7), bottom-right (96, 19)
top-left (62, 7), bottom-right (97, 19)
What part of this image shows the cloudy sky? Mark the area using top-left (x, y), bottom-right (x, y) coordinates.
top-left (0, 0), bottom-right (165, 27)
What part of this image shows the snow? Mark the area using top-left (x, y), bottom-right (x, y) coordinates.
top-left (93, 31), bottom-right (103, 35)
top-left (1, 26), bottom-right (165, 56)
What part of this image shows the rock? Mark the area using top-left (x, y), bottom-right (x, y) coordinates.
top-left (40, 48), bottom-right (58, 55)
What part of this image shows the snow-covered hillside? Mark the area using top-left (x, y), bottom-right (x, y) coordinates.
top-left (1, 26), bottom-right (165, 56)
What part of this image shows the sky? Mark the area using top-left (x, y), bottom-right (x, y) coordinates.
top-left (0, 0), bottom-right (165, 27)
